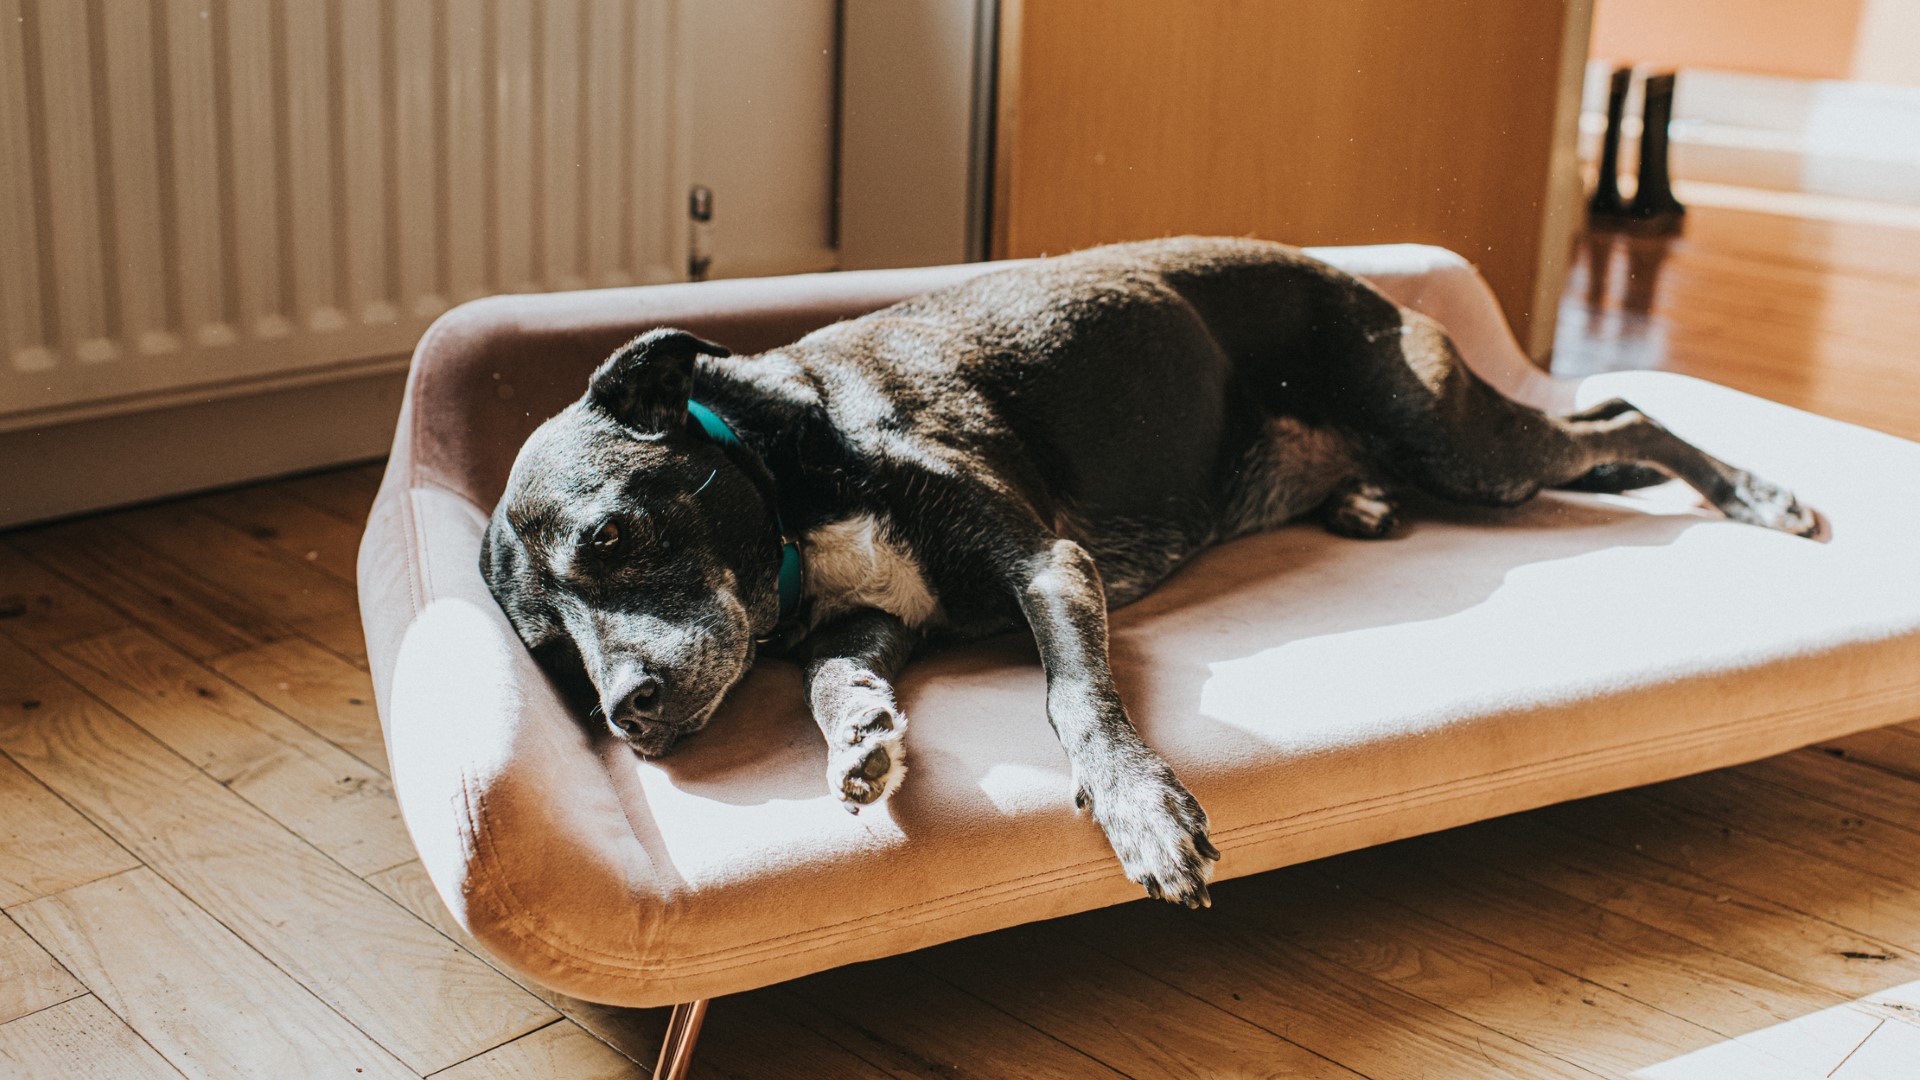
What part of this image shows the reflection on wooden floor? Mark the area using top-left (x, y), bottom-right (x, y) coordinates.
top-left (3, 198), bottom-right (1920, 1078)
top-left (1557, 190), bottom-right (1920, 443)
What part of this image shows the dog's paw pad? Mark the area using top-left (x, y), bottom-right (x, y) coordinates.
top-left (840, 748), bottom-right (891, 806)
top-left (855, 743), bottom-right (892, 781)
top-left (827, 704), bottom-right (907, 811)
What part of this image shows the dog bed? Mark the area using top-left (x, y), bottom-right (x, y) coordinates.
top-left (359, 245), bottom-right (1920, 1010)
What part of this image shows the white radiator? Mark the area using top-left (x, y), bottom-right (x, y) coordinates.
top-left (0, 0), bottom-right (686, 433)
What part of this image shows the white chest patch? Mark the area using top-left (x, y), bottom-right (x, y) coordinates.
top-left (801, 513), bottom-right (941, 629)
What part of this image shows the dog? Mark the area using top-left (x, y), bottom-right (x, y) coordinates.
top-left (482, 237), bottom-right (1816, 907)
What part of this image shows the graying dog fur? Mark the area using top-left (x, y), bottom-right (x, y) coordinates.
top-left (482, 237), bottom-right (1816, 907)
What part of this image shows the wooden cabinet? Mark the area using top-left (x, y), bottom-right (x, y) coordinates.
top-left (992, 0), bottom-right (1594, 359)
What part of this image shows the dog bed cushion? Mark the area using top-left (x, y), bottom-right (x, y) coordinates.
top-left (359, 245), bottom-right (1920, 1007)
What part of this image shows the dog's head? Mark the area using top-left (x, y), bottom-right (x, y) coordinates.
top-left (481, 329), bottom-right (785, 755)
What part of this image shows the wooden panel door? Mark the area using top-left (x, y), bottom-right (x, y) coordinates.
top-left (993, 0), bottom-right (1593, 358)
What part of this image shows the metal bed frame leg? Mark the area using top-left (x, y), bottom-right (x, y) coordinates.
top-left (654, 999), bottom-right (710, 1079)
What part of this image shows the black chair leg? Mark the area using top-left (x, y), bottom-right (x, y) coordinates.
top-left (1628, 71), bottom-right (1687, 234)
top-left (1588, 65), bottom-right (1632, 224)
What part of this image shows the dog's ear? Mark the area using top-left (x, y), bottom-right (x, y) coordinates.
top-left (588, 328), bottom-right (732, 432)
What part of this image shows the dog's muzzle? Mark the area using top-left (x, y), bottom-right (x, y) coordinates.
top-left (606, 679), bottom-right (727, 757)
top-left (621, 722), bottom-right (685, 758)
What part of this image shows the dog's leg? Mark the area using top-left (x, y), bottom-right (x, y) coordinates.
top-left (1017, 538), bottom-right (1218, 907)
top-left (1324, 313), bottom-right (1817, 537)
top-left (1419, 395), bottom-right (1818, 535)
top-left (802, 607), bottom-right (918, 811)
top-left (1543, 399), bottom-right (1817, 535)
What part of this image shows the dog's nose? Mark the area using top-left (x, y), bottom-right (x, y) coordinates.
top-left (624, 675), bottom-right (664, 721)
top-left (603, 669), bottom-right (666, 735)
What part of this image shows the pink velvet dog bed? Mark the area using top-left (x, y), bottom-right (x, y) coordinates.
top-left (360, 245), bottom-right (1920, 1017)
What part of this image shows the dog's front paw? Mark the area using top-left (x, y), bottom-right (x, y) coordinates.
top-left (1724, 470), bottom-right (1818, 537)
top-left (1079, 762), bottom-right (1219, 908)
top-left (826, 697), bottom-right (907, 813)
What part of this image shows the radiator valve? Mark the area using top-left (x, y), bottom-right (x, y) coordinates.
top-left (689, 186), bottom-right (714, 282)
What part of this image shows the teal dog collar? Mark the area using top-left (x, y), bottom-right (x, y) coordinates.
top-left (686, 400), bottom-right (804, 621)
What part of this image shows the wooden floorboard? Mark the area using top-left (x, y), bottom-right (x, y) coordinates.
top-left (0, 641), bottom-right (552, 1075)
top-left (0, 996), bottom-right (183, 1080)
top-left (431, 1020), bottom-right (646, 1080)
top-left (1, 198), bottom-right (1918, 1077)
top-left (47, 628), bottom-right (413, 877)
top-left (7, 522), bottom-right (291, 662)
top-left (208, 638), bottom-right (390, 775)
top-left (1328, 839), bottom-right (1871, 1074)
top-left (0, 913), bottom-right (84, 1027)
top-left (0, 753), bottom-right (138, 909)
top-left (920, 924), bottom-right (1364, 1078)
top-left (13, 868), bottom-right (416, 1079)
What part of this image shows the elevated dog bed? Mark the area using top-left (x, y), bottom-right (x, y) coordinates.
top-left (359, 246), bottom-right (1920, 1035)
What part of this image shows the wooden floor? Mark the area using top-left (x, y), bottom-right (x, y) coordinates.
top-left (4, 197), bottom-right (1920, 1079)
top-left (1554, 190), bottom-right (1920, 443)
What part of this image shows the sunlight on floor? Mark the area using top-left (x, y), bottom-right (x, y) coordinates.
top-left (1635, 979), bottom-right (1920, 1078)
top-left (1676, 179), bottom-right (1920, 229)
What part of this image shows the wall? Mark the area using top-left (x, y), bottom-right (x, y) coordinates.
top-left (1591, 0), bottom-right (1865, 81)
top-left (1592, 0), bottom-right (1920, 87)
top-left (1853, 0), bottom-right (1920, 88)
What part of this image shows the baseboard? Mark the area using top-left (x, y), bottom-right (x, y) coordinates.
top-left (0, 365), bottom-right (406, 530)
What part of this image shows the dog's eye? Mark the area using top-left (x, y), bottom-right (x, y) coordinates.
top-left (588, 521), bottom-right (621, 550)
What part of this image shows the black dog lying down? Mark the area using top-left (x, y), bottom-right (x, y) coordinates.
top-left (482, 237), bottom-right (1815, 907)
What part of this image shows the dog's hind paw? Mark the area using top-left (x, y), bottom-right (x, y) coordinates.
top-left (827, 701), bottom-right (907, 813)
top-left (1722, 470), bottom-right (1819, 538)
top-left (1322, 479), bottom-right (1399, 540)
top-left (1079, 761), bottom-right (1218, 908)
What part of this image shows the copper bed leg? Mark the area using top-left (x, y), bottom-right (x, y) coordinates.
top-left (654, 998), bottom-right (710, 1080)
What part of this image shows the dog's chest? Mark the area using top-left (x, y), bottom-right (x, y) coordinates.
top-left (801, 513), bottom-right (942, 629)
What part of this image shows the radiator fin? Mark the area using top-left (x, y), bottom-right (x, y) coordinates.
top-left (0, 0), bottom-right (684, 430)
